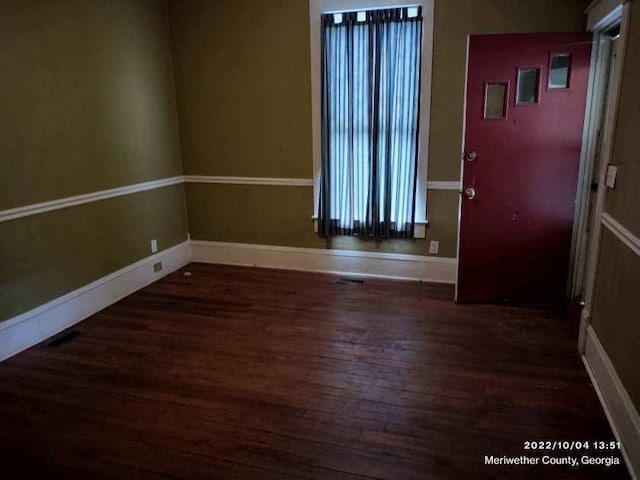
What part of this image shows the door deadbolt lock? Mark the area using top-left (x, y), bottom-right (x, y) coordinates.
top-left (463, 187), bottom-right (476, 200)
top-left (465, 151), bottom-right (477, 162)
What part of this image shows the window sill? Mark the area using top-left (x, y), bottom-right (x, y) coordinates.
top-left (311, 217), bottom-right (428, 239)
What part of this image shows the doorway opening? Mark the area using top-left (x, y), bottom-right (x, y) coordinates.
top-left (568, 22), bottom-right (624, 305)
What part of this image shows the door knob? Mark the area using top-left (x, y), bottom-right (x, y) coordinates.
top-left (464, 151), bottom-right (477, 162)
top-left (463, 187), bottom-right (476, 200)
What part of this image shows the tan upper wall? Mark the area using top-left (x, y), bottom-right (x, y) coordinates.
top-left (169, 0), bottom-right (587, 181)
top-left (169, 0), bottom-right (313, 178)
top-left (0, 0), bottom-right (183, 210)
top-left (605, 3), bottom-right (640, 239)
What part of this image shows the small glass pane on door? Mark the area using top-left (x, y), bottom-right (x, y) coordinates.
top-left (549, 54), bottom-right (571, 89)
top-left (484, 83), bottom-right (507, 119)
top-left (517, 68), bottom-right (539, 104)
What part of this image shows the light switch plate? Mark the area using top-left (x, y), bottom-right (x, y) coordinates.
top-left (429, 240), bottom-right (439, 254)
top-left (606, 165), bottom-right (618, 189)
top-left (150, 239), bottom-right (158, 253)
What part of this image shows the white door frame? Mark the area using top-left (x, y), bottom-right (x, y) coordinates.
top-left (578, 0), bottom-right (632, 352)
top-left (567, 30), bottom-right (614, 302)
top-left (453, 36), bottom-right (470, 302)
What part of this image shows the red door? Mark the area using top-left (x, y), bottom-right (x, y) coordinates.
top-left (457, 33), bottom-right (592, 304)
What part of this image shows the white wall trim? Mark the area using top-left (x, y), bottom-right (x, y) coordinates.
top-left (191, 240), bottom-right (457, 284)
top-left (586, 0), bottom-right (626, 31)
top-left (0, 241), bottom-right (191, 362)
top-left (183, 175), bottom-right (314, 187)
top-left (583, 325), bottom-right (640, 479)
top-left (454, 35), bottom-right (471, 302)
top-left (0, 176), bottom-right (184, 223)
top-left (249, 177), bottom-right (466, 194)
top-left (413, 222), bottom-right (426, 239)
top-left (308, 0), bottom-right (435, 239)
top-left (601, 212), bottom-right (640, 256)
top-left (310, 218), bottom-right (429, 237)
top-left (1, 175), bottom-right (464, 232)
top-left (426, 181), bottom-right (460, 191)
top-left (1, 175), bottom-right (319, 224)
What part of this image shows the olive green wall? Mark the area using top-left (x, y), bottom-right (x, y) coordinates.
top-left (170, 0), bottom-right (586, 255)
top-left (590, 5), bottom-right (640, 414)
top-left (169, 0), bottom-right (312, 179)
top-left (0, 186), bottom-right (187, 322)
top-left (0, 0), bottom-right (183, 209)
top-left (0, 0), bottom-right (188, 323)
top-left (185, 184), bottom-right (459, 257)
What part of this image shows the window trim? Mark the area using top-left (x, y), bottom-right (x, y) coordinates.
top-left (308, 0), bottom-right (435, 238)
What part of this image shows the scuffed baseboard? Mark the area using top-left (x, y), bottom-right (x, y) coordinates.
top-left (0, 241), bottom-right (191, 362)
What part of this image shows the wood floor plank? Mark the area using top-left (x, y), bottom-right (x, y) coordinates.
top-left (0, 263), bottom-right (629, 479)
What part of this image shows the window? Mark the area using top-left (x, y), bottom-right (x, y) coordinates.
top-left (549, 53), bottom-right (571, 89)
top-left (484, 83), bottom-right (508, 119)
top-left (516, 68), bottom-right (540, 104)
top-left (318, 7), bottom-right (423, 239)
top-left (309, 0), bottom-right (434, 239)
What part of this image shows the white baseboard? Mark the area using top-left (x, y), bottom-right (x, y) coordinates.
top-left (578, 307), bottom-right (591, 354)
top-left (190, 240), bottom-right (457, 284)
top-left (0, 238), bottom-right (452, 363)
top-left (583, 325), bottom-right (640, 479)
top-left (0, 241), bottom-right (191, 362)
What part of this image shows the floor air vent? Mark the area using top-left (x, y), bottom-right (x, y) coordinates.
top-left (46, 330), bottom-right (81, 347)
top-left (336, 278), bottom-right (365, 285)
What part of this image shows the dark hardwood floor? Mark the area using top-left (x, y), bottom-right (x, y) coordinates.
top-left (0, 263), bottom-right (629, 479)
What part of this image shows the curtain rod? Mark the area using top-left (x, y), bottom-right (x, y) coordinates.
top-left (323, 4), bottom-right (422, 14)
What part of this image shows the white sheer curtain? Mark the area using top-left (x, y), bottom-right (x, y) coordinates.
top-left (319, 7), bottom-right (422, 239)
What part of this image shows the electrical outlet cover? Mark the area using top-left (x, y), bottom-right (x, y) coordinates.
top-left (150, 239), bottom-right (158, 253)
top-left (429, 240), bottom-right (439, 254)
